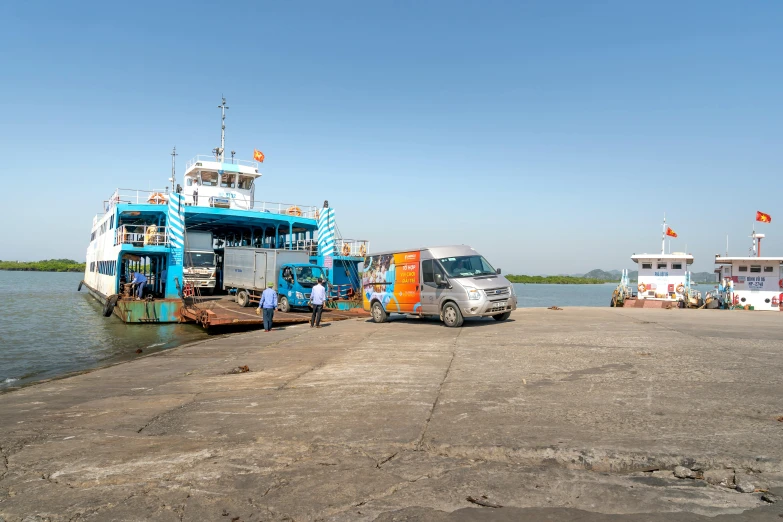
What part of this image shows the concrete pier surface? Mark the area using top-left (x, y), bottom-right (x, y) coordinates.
top-left (1, 308), bottom-right (782, 521)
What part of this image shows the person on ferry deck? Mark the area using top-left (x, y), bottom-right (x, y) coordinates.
top-left (193, 187), bottom-right (199, 205)
top-left (131, 272), bottom-right (148, 300)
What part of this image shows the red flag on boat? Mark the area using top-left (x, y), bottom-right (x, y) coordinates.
top-left (756, 211), bottom-right (771, 223)
top-left (253, 149), bottom-right (265, 163)
top-left (666, 227), bottom-right (677, 238)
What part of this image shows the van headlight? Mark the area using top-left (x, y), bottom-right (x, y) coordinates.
top-left (466, 287), bottom-right (482, 300)
top-left (509, 285), bottom-right (516, 296)
top-left (296, 292), bottom-right (304, 299)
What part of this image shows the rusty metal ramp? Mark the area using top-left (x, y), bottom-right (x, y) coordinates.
top-left (180, 295), bottom-right (368, 329)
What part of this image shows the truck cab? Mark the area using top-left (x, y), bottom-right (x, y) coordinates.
top-left (277, 263), bottom-right (328, 312)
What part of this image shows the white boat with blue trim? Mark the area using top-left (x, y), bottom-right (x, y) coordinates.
top-left (80, 99), bottom-right (367, 323)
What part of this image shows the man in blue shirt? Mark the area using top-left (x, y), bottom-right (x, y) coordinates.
top-left (309, 278), bottom-right (327, 328)
top-left (130, 272), bottom-right (147, 300)
top-left (255, 282), bottom-right (278, 332)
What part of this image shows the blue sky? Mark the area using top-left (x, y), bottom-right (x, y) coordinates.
top-left (1, 1), bottom-right (782, 274)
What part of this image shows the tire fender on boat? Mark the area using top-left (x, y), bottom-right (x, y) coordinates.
top-left (77, 280), bottom-right (84, 292)
top-left (103, 294), bottom-right (119, 317)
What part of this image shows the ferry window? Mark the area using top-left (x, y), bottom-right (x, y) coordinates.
top-left (220, 173), bottom-right (236, 188)
top-left (764, 266), bottom-right (773, 273)
top-left (642, 263), bottom-right (652, 269)
top-left (238, 175), bottom-right (254, 190)
top-left (200, 172), bottom-right (218, 186)
top-left (186, 178), bottom-right (193, 187)
top-left (738, 266), bottom-right (748, 272)
top-left (750, 265), bottom-right (761, 273)
top-left (672, 263), bottom-right (682, 270)
top-left (657, 263), bottom-right (667, 269)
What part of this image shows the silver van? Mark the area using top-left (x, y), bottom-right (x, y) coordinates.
top-left (362, 245), bottom-right (517, 327)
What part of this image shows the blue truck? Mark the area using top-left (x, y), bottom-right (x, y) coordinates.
top-left (222, 247), bottom-right (327, 312)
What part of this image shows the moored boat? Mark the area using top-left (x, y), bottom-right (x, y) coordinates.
top-left (80, 99), bottom-right (368, 323)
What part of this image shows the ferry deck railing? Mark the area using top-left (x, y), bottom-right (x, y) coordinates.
top-left (185, 155), bottom-right (259, 171)
top-left (103, 188), bottom-right (320, 219)
top-left (115, 225), bottom-right (170, 247)
top-left (334, 239), bottom-right (370, 257)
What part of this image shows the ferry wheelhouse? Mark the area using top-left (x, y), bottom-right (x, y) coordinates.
top-left (81, 99), bottom-right (368, 323)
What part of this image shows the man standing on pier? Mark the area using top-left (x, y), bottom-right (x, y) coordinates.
top-left (255, 282), bottom-right (278, 332)
top-left (310, 278), bottom-right (327, 328)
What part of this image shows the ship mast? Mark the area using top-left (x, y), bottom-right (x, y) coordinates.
top-left (215, 96), bottom-right (229, 162)
top-left (169, 146), bottom-right (177, 193)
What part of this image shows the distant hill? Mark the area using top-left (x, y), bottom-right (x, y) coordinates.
top-left (582, 269), bottom-right (621, 281)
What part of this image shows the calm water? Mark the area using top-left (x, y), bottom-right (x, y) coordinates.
top-left (0, 273), bottom-right (620, 390)
top-left (0, 271), bottom-right (209, 391)
top-left (513, 282), bottom-right (617, 308)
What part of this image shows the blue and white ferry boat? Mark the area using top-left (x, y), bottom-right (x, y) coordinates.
top-left (80, 99), bottom-right (367, 323)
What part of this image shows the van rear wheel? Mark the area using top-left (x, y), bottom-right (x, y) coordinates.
top-left (442, 302), bottom-right (464, 327)
top-left (371, 301), bottom-right (387, 323)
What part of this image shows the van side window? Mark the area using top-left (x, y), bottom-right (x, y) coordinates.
top-left (422, 260), bottom-right (434, 284)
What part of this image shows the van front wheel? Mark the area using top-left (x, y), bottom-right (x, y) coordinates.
top-left (371, 301), bottom-right (387, 323)
top-left (442, 302), bottom-right (464, 327)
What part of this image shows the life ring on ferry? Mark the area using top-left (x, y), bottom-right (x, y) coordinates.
top-left (147, 192), bottom-right (166, 205)
top-left (286, 206), bottom-right (302, 217)
top-left (342, 243), bottom-right (351, 256)
top-left (359, 244), bottom-right (367, 257)
top-left (676, 284), bottom-right (685, 294)
top-left (638, 283), bottom-right (646, 293)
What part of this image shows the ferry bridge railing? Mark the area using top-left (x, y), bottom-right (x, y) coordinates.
top-left (185, 155), bottom-right (259, 170)
top-left (103, 188), bottom-right (319, 219)
top-left (115, 225), bottom-right (170, 247)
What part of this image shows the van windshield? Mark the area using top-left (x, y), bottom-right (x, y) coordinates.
top-left (438, 256), bottom-right (496, 278)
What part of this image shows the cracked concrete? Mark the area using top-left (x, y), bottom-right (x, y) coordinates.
top-left (1, 308), bottom-right (782, 521)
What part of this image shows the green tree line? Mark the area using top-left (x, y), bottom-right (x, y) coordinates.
top-left (0, 259), bottom-right (86, 272)
top-left (506, 274), bottom-right (615, 284)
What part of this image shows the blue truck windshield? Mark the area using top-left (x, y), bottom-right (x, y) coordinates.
top-left (296, 266), bottom-right (325, 287)
top-left (438, 256), bottom-right (495, 278)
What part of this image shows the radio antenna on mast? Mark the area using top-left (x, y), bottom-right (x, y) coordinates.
top-left (169, 147), bottom-right (178, 193)
top-left (215, 96), bottom-right (229, 162)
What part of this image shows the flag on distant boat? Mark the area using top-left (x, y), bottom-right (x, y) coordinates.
top-left (756, 211), bottom-right (771, 223)
top-left (666, 226), bottom-right (677, 238)
top-left (253, 149), bottom-right (265, 163)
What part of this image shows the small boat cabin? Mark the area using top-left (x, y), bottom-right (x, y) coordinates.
top-left (631, 253), bottom-right (694, 302)
top-left (714, 256), bottom-right (783, 311)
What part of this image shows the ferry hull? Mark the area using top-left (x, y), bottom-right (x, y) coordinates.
top-left (82, 281), bottom-right (183, 323)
